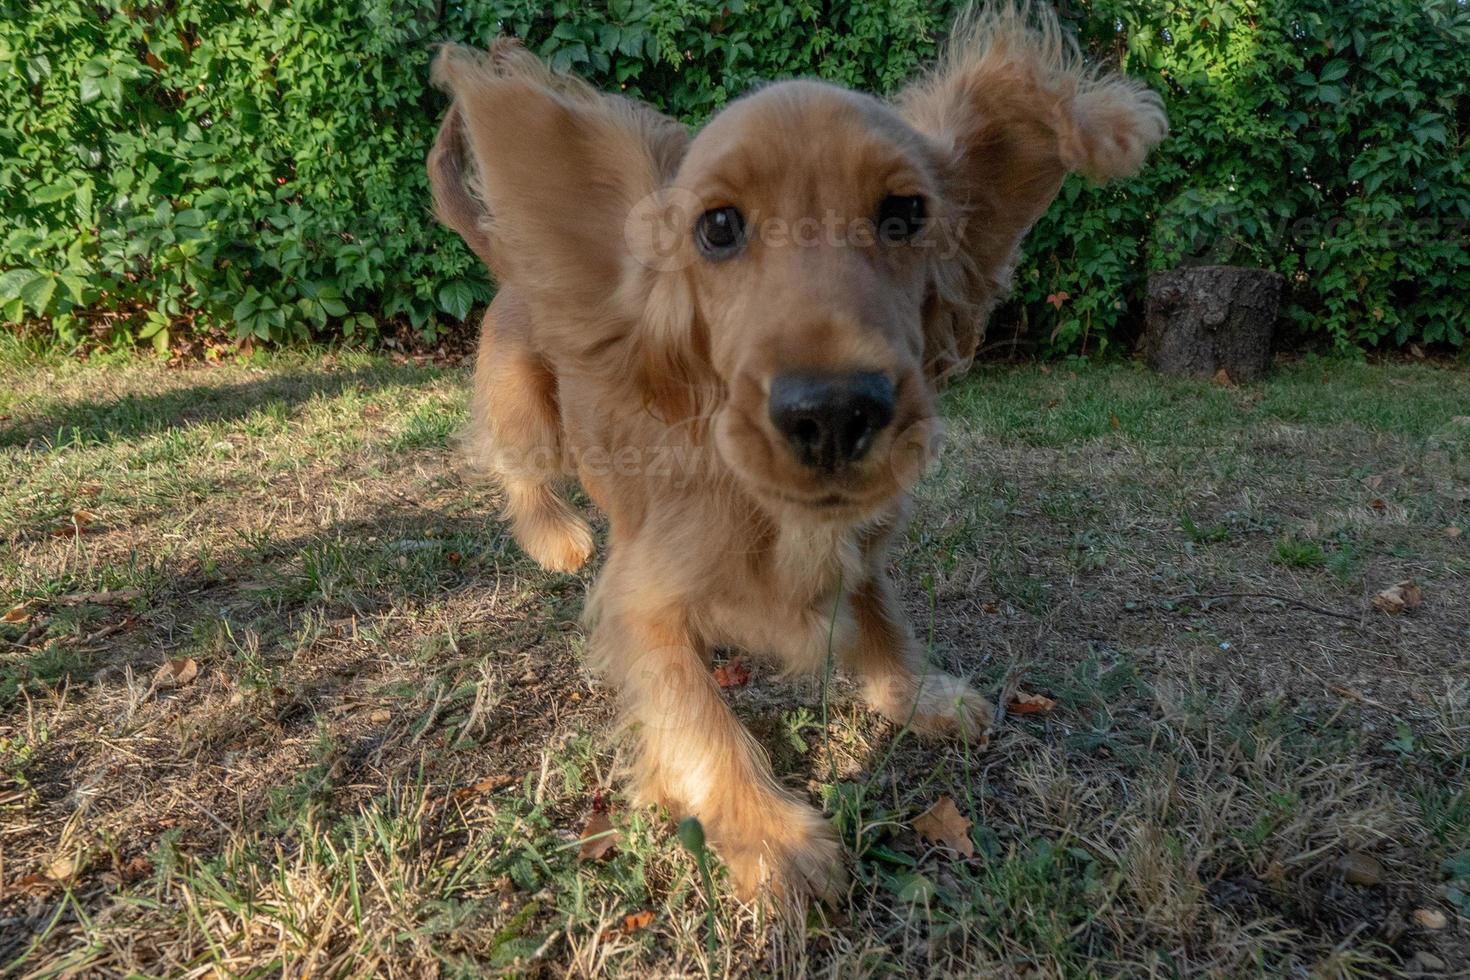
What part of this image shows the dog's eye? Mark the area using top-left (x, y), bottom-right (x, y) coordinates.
top-left (876, 195), bottom-right (926, 243)
top-left (695, 206), bottom-right (747, 259)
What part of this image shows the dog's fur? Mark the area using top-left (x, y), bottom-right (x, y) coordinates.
top-left (428, 4), bottom-right (1165, 900)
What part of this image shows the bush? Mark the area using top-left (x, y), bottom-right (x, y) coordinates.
top-left (1029, 0), bottom-right (1470, 354)
top-left (2, 0), bottom-right (1467, 354)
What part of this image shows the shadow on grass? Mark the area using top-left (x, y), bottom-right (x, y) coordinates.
top-left (0, 363), bottom-right (448, 450)
top-left (0, 497), bottom-right (561, 710)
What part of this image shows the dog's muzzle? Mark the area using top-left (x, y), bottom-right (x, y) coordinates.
top-left (767, 370), bottom-right (895, 473)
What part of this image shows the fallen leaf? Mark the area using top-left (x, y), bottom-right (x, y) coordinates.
top-left (1369, 498), bottom-right (1387, 512)
top-left (72, 510), bottom-right (98, 526)
top-left (369, 708), bottom-right (392, 723)
top-left (452, 774), bottom-right (513, 801)
top-left (912, 796), bottom-right (974, 858)
top-left (46, 854), bottom-right (77, 881)
top-left (714, 656), bottom-right (751, 688)
top-left (1337, 851), bottom-right (1383, 886)
top-left (1446, 526), bottom-right (1462, 539)
top-left (981, 600), bottom-right (1001, 614)
top-left (1109, 413), bottom-right (1122, 430)
top-left (1362, 474), bottom-right (1385, 490)
top-left (577, 810), bottom-right (619, 861)
top-left (153, 657), bottom-right (199, 689)
top-left (1372, 581), bottom-right (1423, 615)
top-left (1008, 690), bottom-right (1057, 716)
top-left (9, 873), bottom-right (57, 897)
top-left (1412, 907), bottom-right (1447, 930)
top-left (1211, 367), bottom-right (1233, 387)
top-left (602, 909), bottom-right (655, 938)
top-left (119, 855), bottom-right (151, 883)
top-left (2, 604), bottom-right (29, 624)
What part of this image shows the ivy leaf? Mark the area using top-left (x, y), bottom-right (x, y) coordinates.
top-left (437, 280), bottom-right (475, 321)
top-left (0, 269), bottom-right (43, 303)
top-left (19, 274), bottom-right (56, 315)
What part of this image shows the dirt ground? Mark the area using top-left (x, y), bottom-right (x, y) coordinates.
top-left (1, 346), bottom-right (1466, 977)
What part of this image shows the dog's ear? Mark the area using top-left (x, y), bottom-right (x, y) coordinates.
top-left (430, 41), bottom-right (687, 325)
top-left (898, 5), bottom-right (1167, 380)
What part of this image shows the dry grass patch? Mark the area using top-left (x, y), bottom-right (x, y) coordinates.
top-left (2, 348), bottom-right (1467, 976)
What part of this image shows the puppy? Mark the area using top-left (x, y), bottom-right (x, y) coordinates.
top-left (427, 4), bottom-right (1165, 901)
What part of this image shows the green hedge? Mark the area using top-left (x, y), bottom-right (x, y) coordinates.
top-left (2, 0), bottom-right (1467, 354)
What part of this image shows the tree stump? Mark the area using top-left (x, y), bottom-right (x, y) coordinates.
top-left (1145, 266), bottom-right (1283, 381)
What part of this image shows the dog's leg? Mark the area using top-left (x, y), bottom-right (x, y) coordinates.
top-left (460, 295), bottom-right (594, 573)
top-left (844, 577), bottom-right (993, 741)
top-left (596, 604), bottom-right (846, 901)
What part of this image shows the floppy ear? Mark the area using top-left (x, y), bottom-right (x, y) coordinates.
top-left (429, 41), bottom-right (687, 337)
top-left (898, 4), bottom-right (1167, 379)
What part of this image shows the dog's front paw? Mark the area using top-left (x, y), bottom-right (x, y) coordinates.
top-left (714, 798), bottom-right (846, 904)
top-left (873, 671), bottom-right (993, 744)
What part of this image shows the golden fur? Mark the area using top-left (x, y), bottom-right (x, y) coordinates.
top-left (428, 4), bottom-right (1165, 901)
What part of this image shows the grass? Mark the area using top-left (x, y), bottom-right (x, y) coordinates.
top-left (0, 346), bottom-right (1467, 976)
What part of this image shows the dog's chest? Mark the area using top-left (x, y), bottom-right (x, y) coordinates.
top-left (768, 521), bottom-right (865, 605)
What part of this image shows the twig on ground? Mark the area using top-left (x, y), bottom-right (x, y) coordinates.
top-left (1165, 592), bottom-right (1361, 623)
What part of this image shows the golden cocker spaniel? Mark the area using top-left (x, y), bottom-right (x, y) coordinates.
top-left (427, 3), bottom-right (1165, 901)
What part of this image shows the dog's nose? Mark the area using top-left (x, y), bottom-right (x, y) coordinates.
top-left (768, 371), bottom-right (896, 472)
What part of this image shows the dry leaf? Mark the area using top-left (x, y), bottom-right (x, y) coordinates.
top-left (603, 909), bottom-right (655, 939)
top-left (1369, 498), bottom-right (1387, 512)
top-left (912, 796), bottom-right (974, 858)
top-left (1372, 581), bottom-right (1423, 615)
top-left (9, 873), bottom-right (57, 897)
top-left (2, 604), bottom-right (29, 624)
top-left (1211, 367), bottom-right (1233, 387)
top-left (46, 854), bottom-right (77, 881)
top-left (1446, 526), bottom-right (1462, 539)
top-left (1108, 413), bottom-right (1122, 430)
top-left (1337, 851), bottom-right (1383, 886)
top-left (153, 657), bottom-right (199, 688)
top-left (1362, 474), bottom-right (1385, 490)
top-left (452, 774), bottom-right (513, 801)
top-left (621, 910), bottom-right (654, 934)
top-left (369, 708), bottom-right (392, 723)
top-left (1008, 690), bottom-right (1057, 716)
top-left (119, 855), bottom-right (152, 883)
top-left (1412, 907), bottom-right (1447, 930)
top-left (714, 656), bottom-right (751, 688)
top-left (577, 811), bottom-right (619, 861)
top-left (72, 510), bottom-right (98, 526)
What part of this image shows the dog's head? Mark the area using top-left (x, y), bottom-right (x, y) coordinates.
top-left (430, 7), bottom-right (1166, 522)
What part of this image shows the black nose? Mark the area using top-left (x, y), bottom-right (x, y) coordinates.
top-left (768, 371), bottom-right (896, 472)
